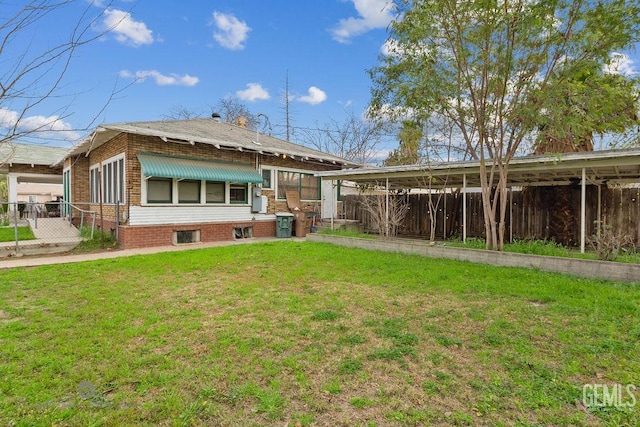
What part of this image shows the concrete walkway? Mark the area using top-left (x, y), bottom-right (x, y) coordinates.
top-left (27, 217), bottom-right (81, 240)
top-left (0, 237), bottom-right (305, 270)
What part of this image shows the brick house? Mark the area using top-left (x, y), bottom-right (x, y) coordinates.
top-left (61, 117), bottom-right (355, 248)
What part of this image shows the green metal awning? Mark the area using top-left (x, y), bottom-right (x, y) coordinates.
top-left (137, 152), bottom-right (263, 183)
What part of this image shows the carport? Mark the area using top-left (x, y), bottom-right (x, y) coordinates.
top-left (0, 143), bottom-right (67, 206)
top-left (316, 148), bottom-right (640, 253)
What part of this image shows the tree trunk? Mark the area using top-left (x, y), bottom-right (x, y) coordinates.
top-left (533, 134), bottom-right (593, 246)
top-left (480, 180), bottom-right (499, 250)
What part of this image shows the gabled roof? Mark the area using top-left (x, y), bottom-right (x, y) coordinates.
top-left (0, 142), bottom-right (67, 168)
top-left (315, 147), bottom-right (640, 188)
top-left (65, 118), bottom-right (357, 166)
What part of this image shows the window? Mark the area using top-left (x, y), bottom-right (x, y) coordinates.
top-left (262, 169), bottom-right (272, 189)
top-left (99, 155), bottom-right (125, 204)
top-left (89, 166), bottom-right (100, 203)
top-left (300, 174), bottom-right (319, 200)
top-left (63, 168), bottom-right (70, 216)
top-left (173, 230), bottom-right (200, 244)
top-left (147, 178), bottom-right (172, 203)
top-left (178, 180), bottom-right (200, 203)
top-left (234, 226), bottom-right (253, 239)
top-left (230, 183), bottom-right (248, 204)
top-left (277, 171), bottom-right (320, 200)
top-left (205, 181), bottom-right (225, 203)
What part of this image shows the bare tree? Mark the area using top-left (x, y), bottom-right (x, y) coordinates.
top-left (302, 111), bottom-right (388, 165)
top-left (1, 1), bottom-right (122, 149)
top-left (358, 187), bottom-right (410, 238)
top-left (162, 105), bottom-right (205, 121)
top-left (211, 97), bottom-right (261, 131)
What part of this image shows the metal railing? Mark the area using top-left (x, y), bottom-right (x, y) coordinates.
top-left (23, 202), bottom-right (96, 236)
top-left (1, 201), bottom-right (98, 257)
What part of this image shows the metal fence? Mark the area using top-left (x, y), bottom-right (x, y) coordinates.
top-left (0, 201), bottom-right (98, 258)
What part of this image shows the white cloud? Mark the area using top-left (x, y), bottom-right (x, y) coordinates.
top-left (296, 87), bottom-right (327, 105)
top-left (119, 70), bottom-right (199, 86)
top-left (0, 107), bottom-right (80, 141)
top-left (212, 11), bottom-right (251, 50)
top-left (604, 53), bottom-right (637, 77)
top-left (0, 107), bottom-right (19, 129)
top-left (236, 83), bottom-right (270, 101)
top-left (100, 8), bottom-right (154, 47)
top-left (331, 0), bottom-right (396, 43)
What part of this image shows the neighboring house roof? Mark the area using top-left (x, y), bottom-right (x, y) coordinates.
top-left (65, 118), bottom-right (357, 166)
top-left (0, 142), bottom-right (68, 167)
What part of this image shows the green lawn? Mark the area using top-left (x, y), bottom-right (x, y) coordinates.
top-left (0, 226), bottom-right (35, 242)
top-left (447, 237), bottom-right (640, 264)
top-left (0, 241), bottom-right (638, 426)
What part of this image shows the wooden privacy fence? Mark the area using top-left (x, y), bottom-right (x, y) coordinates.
top-left (342, 186), bottom-right (640, 245)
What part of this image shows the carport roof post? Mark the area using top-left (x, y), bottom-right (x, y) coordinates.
top-left (315, 148), bottom-right (640, 252)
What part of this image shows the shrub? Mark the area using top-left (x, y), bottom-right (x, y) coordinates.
top-left (588, 222), bottom-right (636, 261)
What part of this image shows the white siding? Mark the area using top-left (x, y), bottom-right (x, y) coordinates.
top-left (129, 205), bottom-right (275, 226)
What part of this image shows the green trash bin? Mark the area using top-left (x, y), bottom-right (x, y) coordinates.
top-left (275, 212), bottom-right (294, 238)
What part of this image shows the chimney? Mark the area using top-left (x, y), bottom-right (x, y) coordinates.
top-left (236, 115), bottom-right (247, 128)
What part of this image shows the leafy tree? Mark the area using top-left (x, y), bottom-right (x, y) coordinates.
top-left (534, 60), bottom-right (640, 153)
top-left (0, 175), bottom-right (7, 202)
top-left (384, 120), bottom-right (423, 166)
top-left (369, 0), bottom-right (640, 250)
top-left (529, 60), bottom-right (640, 246)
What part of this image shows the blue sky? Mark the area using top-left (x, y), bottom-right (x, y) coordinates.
top-left (2, 0), bottom-right (639, 152)
top-left (3, 0), bottom-right (397, 148)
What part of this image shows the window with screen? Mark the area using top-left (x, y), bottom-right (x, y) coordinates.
top-left (205, 181), bottom-right (225, 203)
top-left (101, 155), bottom-right (125, 204)
top-left (262, 169), bottom-right (272, 189)
top-left (230, 183), bottom-right (248, 204)
top-left (147, 178), bottom-right (172, 203)
top-left (178, 180), bottom-right (201, 203)
top-left (277, 171), bottom-right (320, 200)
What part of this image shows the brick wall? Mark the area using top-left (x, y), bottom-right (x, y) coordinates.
top-left (127, 134), bottom-right (263, 206)
top-left (118, 219), bottom-right (277, 249)
top-left (69, 156), bottom-right (90, 210)
top-left (67, 130), bottom-right (345, 248)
